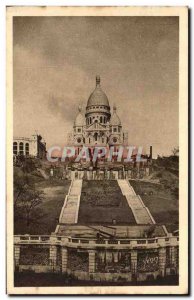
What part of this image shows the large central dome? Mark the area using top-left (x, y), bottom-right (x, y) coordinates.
top-left (87, 76), bottom-right (110, 107)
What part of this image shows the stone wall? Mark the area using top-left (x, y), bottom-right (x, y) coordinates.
top-left (14, 234), bottom-right (179, 282)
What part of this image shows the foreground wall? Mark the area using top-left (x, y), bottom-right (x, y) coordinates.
top-left (14, 234), bottom-right (179, 282)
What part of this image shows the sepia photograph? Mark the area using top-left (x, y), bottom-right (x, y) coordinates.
top-left (6, 6), bottom-right (188, 295)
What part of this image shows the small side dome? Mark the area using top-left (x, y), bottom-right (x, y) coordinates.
top-left (74, 106), bottom-right (85, 126)
top-left (110, 105), bottom-right (121, 126)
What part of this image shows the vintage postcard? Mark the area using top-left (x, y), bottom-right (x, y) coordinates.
top-left (6, 6), bottom-right (188, 295)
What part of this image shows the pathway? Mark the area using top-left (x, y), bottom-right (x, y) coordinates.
top-left (117, 179), bottom-right (155, 224)
top-left (59, 179), bottom-right (82, 224)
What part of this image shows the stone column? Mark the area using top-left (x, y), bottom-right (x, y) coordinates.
top-left (70, 171), bottom-right (74, 180)
top-left (49, 245), bottom-right (57, 269)
top-left (61, 247), bottom-right (68, 273)
top-left (89, 250), bottom-right (96, 273)
top-left (14, 245), bottom-right (20, 269)
top-left (131, 250), bottom-right (138, 279)
top-left (158, 247), bottom-right (166, 277)
top-left (113, 251), bottom-right (119, 263)
top-left (170, 246), bottom-right (176, 267)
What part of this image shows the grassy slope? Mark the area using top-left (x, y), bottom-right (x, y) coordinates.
top-left (129, 156), bottom-right (179, 232)
top-left (14, 177), bottom-right (70, 235)
top-left (78, 180), bottom-right (136, 225)
top-left (130, 180), bottom-right (178, 225)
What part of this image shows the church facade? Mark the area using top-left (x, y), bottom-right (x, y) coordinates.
top-left (68, 76), bottom-right (128, 150)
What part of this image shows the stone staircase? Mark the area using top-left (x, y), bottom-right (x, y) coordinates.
top-left (59, 180), bottom-right (82, 224)
top-left (117, 179), bottom-right (155, 225)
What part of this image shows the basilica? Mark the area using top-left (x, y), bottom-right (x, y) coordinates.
top-left (68, 76), bottom-right (128, 150)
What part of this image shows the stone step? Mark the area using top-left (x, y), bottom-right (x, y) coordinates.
top-left (69, 180), bottom-right (82, 195)
top-left (59, 179), bottom-right (82, 224)
top-left (133, 208), bottom-right (153, 224)
top-left (117, 179), bottom-right (155, 225)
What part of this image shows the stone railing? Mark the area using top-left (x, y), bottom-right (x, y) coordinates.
top-left (14, 234), bottom-right (179, 249)
top-left (65, 168), bottom-right (151, 180)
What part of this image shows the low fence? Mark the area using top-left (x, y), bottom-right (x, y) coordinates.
top-left (63, 167), bottom-right (151, 180)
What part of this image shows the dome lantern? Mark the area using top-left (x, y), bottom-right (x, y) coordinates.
top-left (96, 75), bottom-right (100, 87)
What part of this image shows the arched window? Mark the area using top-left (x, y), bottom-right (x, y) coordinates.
top-left (13, 142), bottom-right (17, 155)
top-left (94, 132), bottom-right (98, 141)
top-left (25, 143), bottom-right (29, 156)
top-left (19, 142), bottom-right (24, 155)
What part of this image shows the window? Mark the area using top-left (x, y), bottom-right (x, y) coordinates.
top-left (77, 138), bottom-right (81, 143)
top-left (19, 142), bottom-right (24, 155)
top-left (114, 128), bottom-right (117, 132)
top-left (100, 116), bottom-right (103, 123)
top-left (13, 142), bottom-right (17, 155)
top-left (77, 128), bottom-right (81, 133)
top-left (94, 132), bottom-right (98, 141)
top-left (25, 143), bottom-right (29, 156)
top-left (113, 137), bottom-right (118, 143)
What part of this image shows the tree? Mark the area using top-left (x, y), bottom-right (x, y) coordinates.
top-left (14, 173), bottom-right (29, 209)
top-left (14, 172), bottom-right (44, 226)
top-left (22, 157), bottom-right (36, 173)
top-left (19, 187), bottom-right (44, 226)
top-left (172, 147), bottom-right (179, 157)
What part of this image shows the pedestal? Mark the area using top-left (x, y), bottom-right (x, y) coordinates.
top-left (14, 245), bottom-right (20, 269)
top-left (61, 247), bottom-right (68, 273)
top-left (131, 250), bottom-right (137, 279)
top-left (159, 247), bottom-right (166, 277)
top-left (49, 245), bottom-right (57, 269)
top-left (170, 246), bottom-right (176, 267)
top-left (89, 250), bottom-right (96, 273)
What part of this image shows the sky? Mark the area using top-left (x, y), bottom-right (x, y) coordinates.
top-left (13, 16), bottom-right (179, 157)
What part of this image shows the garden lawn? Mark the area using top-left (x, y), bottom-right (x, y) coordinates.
top-left (78, 180), bottom-right (136, 225)
top-left (14, 179), bottom-right (70, 235)
top-left (129, 180), bottom-right (178, 229)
